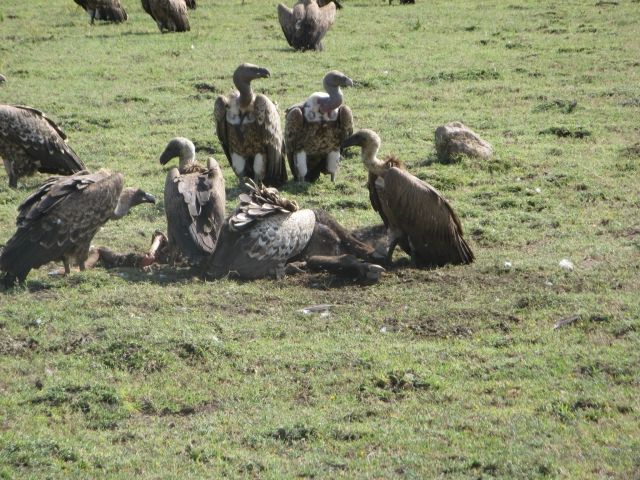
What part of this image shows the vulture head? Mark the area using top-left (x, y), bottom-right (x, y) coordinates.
top-left (113, 188), bottom-right (156, 219)
top-left (342, 129), bottom-right (385, 175)
top-left (159, 137), bottom-right (196, 169)
top-left (233, 63), bottom-right (271, 87)
top-left (323, 70), bottom-right (353, 90)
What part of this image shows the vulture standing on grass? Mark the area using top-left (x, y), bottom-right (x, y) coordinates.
top-left (285, 70), bottom-right (353, 183)
top-left (159, 137), bottom-right (226, 265)
top-left (0, 105), bottom-right (85, 188)
top-left (141, 0), bottom-right (190, 32)
top-left (342, 129), bottom-right (474, 268)
top-left (73, 0), bottom-right (128, 23)
top-left (277, 0), bottom-right (338, 51)
top-left (203, 181), bottom-right (384, 281)
top-left (214, 64), bottom-right (287, 187)
top-left (0, 170), bottom-right (156, 287)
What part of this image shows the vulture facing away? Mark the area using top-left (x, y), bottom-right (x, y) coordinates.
top-left (0, 170), bottom-right (156, 287)
top-left (141, 0), bottom-right (190, 32)
top-left (73, 0), bottom-right (128, 23)
top-left (203, 182), bottom-right (384, 281)
top-left (0, 105), bottom-right (86, 188)
top-left (342, 129), bottom-right (474, 268)
top-left (214, 64), bottom-right (287, 187)
top-left (285, 70), bottom-right (353, 183)
top-left (277, 0), bottom-right (338, 51)
top-left (159, 137), bottom-right (226, 265)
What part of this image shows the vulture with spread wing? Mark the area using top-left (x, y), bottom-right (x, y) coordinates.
top-left (277, 0), bottom-right (338, 51)
top-left (0, 170), bottom-right (156, 286)
top-left (159, 137), bottom-right (226, 265)
top-left (141, 0), bottom-right (190, 32)
top-left (203, 181), bottom-right (384, 281)
top-left (74, 0), bottom-right (128, 23)
top-left (285, 70), bottom-right (353, 183)
top-left (214, 64), bottom-right (287, 187)
top-left (342, 129), bottom-right (474, 268)
top-left (0, 105), bottom-right (85, 188)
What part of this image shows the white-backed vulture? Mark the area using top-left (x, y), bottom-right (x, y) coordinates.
top-left (73, 0), bottom-right (128, 23)
top-left (203, 181), bottom-right (384, 281)
top-left (214, 64), bottom-right (287, 187)
top-left (285, 70), bottom-right (353, 183)
top-left (159, 137), bottom-right (226, 265)
top-left (141, 0), bottom-right (190, 32)
top-left (0, 170), bottom-right (156, 287)
top-left (277, 0), bottom-right (337, 51)
top-left (342, 129), bottom-right (475, 268)
top-left (0, 105), bottom-right (86, 188)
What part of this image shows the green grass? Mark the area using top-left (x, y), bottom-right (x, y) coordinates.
top-left (1, 0), bottom-right (639, 478)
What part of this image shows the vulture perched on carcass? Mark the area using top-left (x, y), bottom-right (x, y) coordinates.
top-left (73, 0), bottom-right (128, 23)
top-left (285, 70), bottom-right (353, 183)
top-left (214, 63), bottom-right (287, 187)
top-left (159, 137), bottom-right (226, 265)
top-left (342, 129), bottom-right (475, 268)
top-left (141, 0), bottom-right (190, 32)
top-left (277, 0), bottom-right (338, 51)
top-left (0, 105), bottom-right (85, 188)
top-left (203, 181), bottom-right (385, 281)
top-left (0, 170), bottom-right (156, 287)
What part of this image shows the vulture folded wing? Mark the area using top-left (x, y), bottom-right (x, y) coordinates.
top-left (338, 105), bottom-right (353, 152)
top-left (254, 94), bottom-right (287, 186)
top-left (367, 172), bottom-right (389, 228)
top-left (284, 105), bottom-right (304, 176)
top-left (164, 168), bottom-right (224, 263)
top-left (96, 0), bottom-right (128, 22)
top-left (208, 210), bottom-right (316, 279)
top-left (213, 96), bottom-right (232, 164)
top-left (277, 3), bottom-right (295, 47)
top-left (141, 0), bottom-right (154, 17)
top-left (305, 2), bottom-right (336, 48)
top-left (382, 167), bottom-right (474, 266)
top-left (0, 105), bottom-right (85, 175)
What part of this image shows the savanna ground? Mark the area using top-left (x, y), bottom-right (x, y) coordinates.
top-left (0, 0), bottom-right (639, 478)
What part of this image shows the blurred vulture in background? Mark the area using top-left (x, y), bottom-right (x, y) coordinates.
top-left (389, 0), bottom-right (415, 4)
top-left (342, 129), bottom-right (475, 268)
top-left (214, 64), bottom-right (287, 187)
top-left (285, 70), bottom-right (353, 183)
top-left (73, 0), bottom-right (128, 23)
top-left (203, 181), bottom-right (384, 281)
top-left (0, 105), bottom-right (85, 188)
top-left (159, 137), bottom-right (226, 265)
top-left (277, 0), bottom-right (338, 51)
top-left (0, 170), bottom-right (156, 287)
top-left (185, 0), bottom-right (196, 8)
top-left (0, 74), bottom-right (6, 84)
top-left (141, 0), bottom-right (190, 32)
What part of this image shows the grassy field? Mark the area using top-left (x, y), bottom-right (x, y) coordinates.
top-left (1, 0), bottom-right (639, 477)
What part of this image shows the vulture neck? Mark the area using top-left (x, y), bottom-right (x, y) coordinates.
top-left (112, 190), bottom-right (138, 219)
top-left (178, 142), bottom-right (197, 170)
top-left (361, 144), bottom-right (386, 177)
top-left (322, 81), bottom-right (343, 112)
top-left (234, 75), bottom-right (255, 110)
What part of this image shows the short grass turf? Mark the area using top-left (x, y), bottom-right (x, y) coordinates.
top-left (0, 0), bottom-right (639, 478)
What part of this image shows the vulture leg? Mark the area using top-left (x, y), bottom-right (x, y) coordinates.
top-left (231, 153), bottom-right (247, 179)
top-left (305, 255), bottom-right (385, 281)
top-left (326, 151), bottom-right (340, 182)
top-left (253, 153), bottom-right (266, 183)
top-left (294, 151), bottom-right (308, 183)
top-left (90, 9), bottom-right (96, 25)
top-left (4, 159), bottom-right (17, 188)
top-left (63, 259), bottom-right (71, 275)
top-left (79, 261), bottom-right (86, 272)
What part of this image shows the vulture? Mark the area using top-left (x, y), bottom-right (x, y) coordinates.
top-left (0, 105), bottom-right (86, 188)
top-left (185, 0), bottom-right (196, 8)
top-left (203, 181), bottom-right (384, 281)
top-left (285, 70), bottom-right (353, 183)
top-left (342, 129), bottom-right (475, 268)
top-left (141, 0), bottom-right (190, 32)
top-left (73, 0), bottom-right (128, 23)
top-left (159, 137), bottom-right (226, 265)
top-left (389, 0), bottom-right (415, 4)
top-left (277, 0), bottom-right (338, 51)
top-left (214, 64), bottom-right (287, 187)
top-left (0, 170), bottom-right (156, 287)
top-left (0, 74), bottom-right (6, 84)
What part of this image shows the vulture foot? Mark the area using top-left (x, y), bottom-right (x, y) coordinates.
top-left (305, 254), bottom-right (385, 282)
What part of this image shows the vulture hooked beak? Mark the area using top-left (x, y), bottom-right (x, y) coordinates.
top-left (137, 190), bottom-right (157, 205)
top-left (251, 66), bottom-right (271, 79)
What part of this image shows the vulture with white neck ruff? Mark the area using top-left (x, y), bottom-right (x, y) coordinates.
top-left (342, 129), bottom-right (474, 268)
top-left (285, 70), bottom-right (353, 183)
top-left (0, 105), bottom-right (85, 188)
top-left (214, 64), bottom-right (287, 187)
top-left (0, 170), bottom-right (156, 286)
top-left (277, 0), bottom-right (338, 51)
top-left (141, 0), bottom-right (190, 32)
top-left (203, 181), bottom-right (384, 281)
top-left (74, 0), bottom-right (128, 23)
top-left (159, 137), bottom-right (226, 264)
